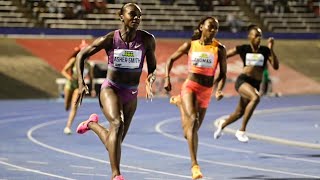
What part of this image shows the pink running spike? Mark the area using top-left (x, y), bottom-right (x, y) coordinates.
top-left (76, 114), bottom-right (99, 134)
top-left (113, 175), bottom-right (125, 180)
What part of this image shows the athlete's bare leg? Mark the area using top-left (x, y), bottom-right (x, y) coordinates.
top-left (221, 96), bottom-right (248, 129)
top-left (237, 83), bottom-right (260, 131)
top-left (88, 88), bottom-right (126, 178)
top-left (63, 88), bottom-right (73, 111)
top-left (180, 93), bottom-right (207, 167)
top-left (65, 89), bottom-right (79, 129)
top-left (221, 83), bottom-right (259, 131)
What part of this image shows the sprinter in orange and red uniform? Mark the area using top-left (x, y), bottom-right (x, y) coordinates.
top-left (164, 16), bottom-right (227, 180)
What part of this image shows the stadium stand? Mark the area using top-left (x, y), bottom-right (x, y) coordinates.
top-left (247, 0), bottom-right (320, 32)
top-left (0, 0), bottom-right (319, 33)
top-left (0, 0), bottom-right (249, 31)
top-left (36, 0), bottom-right (249, 31)
top-left (0, 0), bottom-right (36, 28)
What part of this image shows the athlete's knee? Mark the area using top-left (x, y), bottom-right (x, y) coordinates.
top-left (110, 119), bottom-right (123, 129)
top-left (188, 114), bottom-right (199, 129)
top-left (251, 94), bottom-right (260, 104)
top-left (109, 118), bottom-right (124, 133)
top-left (107, 120), bottom-right (124, 144)
top-left (183, 114), bottom-right (198, 139)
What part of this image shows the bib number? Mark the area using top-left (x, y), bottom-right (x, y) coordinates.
top-left (190, 52), bottom-right (214, 68)
top-left (245, 53), bottom-right (264, 66)
top-left (113, 49), bottom-right (142, 69)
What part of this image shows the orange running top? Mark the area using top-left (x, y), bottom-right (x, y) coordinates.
top-left (188, 39), bottom-right (220, 76)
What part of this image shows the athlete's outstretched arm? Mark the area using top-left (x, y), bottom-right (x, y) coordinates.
top-left (215, 45), bottom-right (227, 101)
top-left (75, 35), bottom-right (112, 106)
top-left (267, 37), bottom-right (279, 70)
top-left (164, 41), bottom-right (191, 92)
top-left (61, 57), bottom-right (76, 81)
top-left (226, 47), bottom-right (238, 58)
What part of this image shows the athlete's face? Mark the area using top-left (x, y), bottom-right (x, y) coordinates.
top-left (200, 18), bottom-right (219, 39)
top-left (121, 4), bottom-right (142, 30)
top-left (248, 28), bottom-right (262, 46)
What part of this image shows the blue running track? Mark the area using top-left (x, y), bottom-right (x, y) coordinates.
top-left (0, 95), bottom-right (319, 180)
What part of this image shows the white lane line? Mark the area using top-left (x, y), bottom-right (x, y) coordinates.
top-left (152, 108), bottom-right (320, 178)
top-left (214, 106), bottom-right (320, 149)
top-left (26, 161), bottom-right (48, 165)
top-left (72, 172), bottom-right (108, 177)
top-left (0, 110), bottom-right (48, 120)
top-left (156, 117), bottom-right (255, 153)
top-left (0, 160), bottom-right (75, 180)
top-left (158, 117), bottom-right (320, 164)
top-left (157, 108), bottom-right (320, 164)
top-left (7, 168), bottom-right (28, 171)
top-left (0, 111), bottom-right (90, 125)
top-left (27, 119), bottom-right (190, 179)
top-left (0, 157), bottom-right (8, 161)
top-left (27, 111), bottom-right (320, 179)
top-left (252, 105), bottom-right (320, 115)
top-left (69, 165), bottom-right (94, 169)
top-left (0, 113), bottom-right (66, 125)
top-left (123, 143), bottom-right (320, 178)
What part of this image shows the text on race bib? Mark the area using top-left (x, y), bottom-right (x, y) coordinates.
top-left (245, 53), bottom-right (264, 66)
top-left (190, 52), bottom-right (215, 68)
top-left (113, 49), bottom-right (142, 69)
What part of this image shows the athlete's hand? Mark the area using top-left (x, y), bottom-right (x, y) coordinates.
top-left (75, 81), bottom-right (89, 107)
top-left (268, 37), bottom-right (274, 50)
top-left (164, 76), bottom-right (172, 92)
top-left (146, 72), bottom-right (156, 101)
top-left (215, 90), bottom-right (224, 101)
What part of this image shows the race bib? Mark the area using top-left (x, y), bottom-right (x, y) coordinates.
top-left (245, 53), bottom-right (264, 66)
top-left (113, 49), bottom-right (142, 69)
top-left (190, 52), bottom-right (214, 68)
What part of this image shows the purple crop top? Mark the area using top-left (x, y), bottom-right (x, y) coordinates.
top-left (107, 30), bottom-right (146, 72)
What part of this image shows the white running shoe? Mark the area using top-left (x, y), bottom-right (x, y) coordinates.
top-left (235, 130), bottom-right (249, 143)
top-left (63, 127), bottom-right (72, 135)
top-left (213, 119), bottom-right (226, 139)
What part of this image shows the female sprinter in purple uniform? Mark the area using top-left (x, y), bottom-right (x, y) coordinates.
top-left (74, 3), bottom-right (157, 180)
